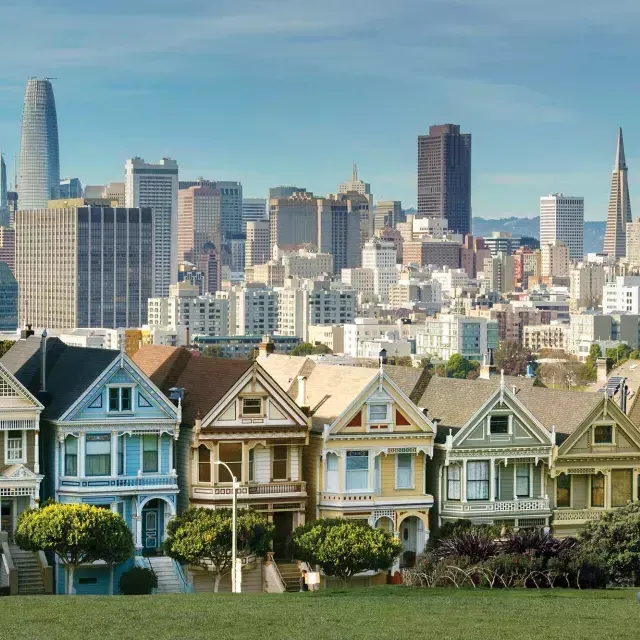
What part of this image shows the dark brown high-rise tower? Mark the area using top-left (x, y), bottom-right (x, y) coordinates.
top-left (417, 124), bottom-right (472, 236)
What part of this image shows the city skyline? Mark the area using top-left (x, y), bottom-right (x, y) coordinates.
top-left (1, 2), bottom-right (640, 221)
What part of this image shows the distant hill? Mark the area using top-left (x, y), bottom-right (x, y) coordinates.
top-left (472, 217), bottom-right (606, 255)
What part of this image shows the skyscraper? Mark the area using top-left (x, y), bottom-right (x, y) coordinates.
top-left (338, 166), bottom-right (374, 246)
top-left (604, 128), bottom-right (632, 258)
top-left (18, 78), bottom-right (60, 210)
top-left (59, 177), bottom-right (83, 199)
top-left (417, 124), bottom-right (471, 236)
top-left (0, 153), bottom-right (8, 226)
top-left (245, 220), bottom-right (270, 269)
top-left (16, 205), bottom-right (152, 328)
top-left (125, 157), bottom-right (179, 297)
top-left (177, 185), bottom-right (222, 264)
top-left (539, 194), bottom-right (584, 261)
top-left (242, 198), bottom-right (267, 229)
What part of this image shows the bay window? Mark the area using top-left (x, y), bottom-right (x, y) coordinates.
top-left (467, 461), bottom-right (489, 500)
top-left (447, 465), bottom-right (461, 500)
top-left (396, 453), bottom-right (413, 489)
top-left (65, 435), bottom-right (78, 476)
top-left (198, 445), bottom-right (211, 483)
top-left (142, 435), bottom-right (159, 473)
top-left (516, 463), bottom-right (530, 498)
top-left (218, 443), bottom-right (242, 483)
top-left (85, 434), bottom-right (111, 476)
top-left (326, 453), bottom-right (338, 492)
top-left (346, 451), bottom-right (369, 491)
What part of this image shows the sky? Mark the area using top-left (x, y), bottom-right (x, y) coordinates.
top-left (1, 0), bottom-right (639, 221)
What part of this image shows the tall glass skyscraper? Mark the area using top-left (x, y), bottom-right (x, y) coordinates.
top-left (18, 78), bottom-right (60, 210)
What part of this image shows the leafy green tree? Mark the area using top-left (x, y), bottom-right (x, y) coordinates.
top-left (0, 340), bottom-right (15, 358)
top-left (579, 501), bottom-right (640, 585)
top-left (291, 342), bottom-right (333, 357)
top-left (291, 518), bottom-right (401, 585)
top-left (583, 344), bottom-right (602, 381)
top-left (15, 503), bottom-right (133, 595)
top-left (494, 340), bottom-right (531, 376)
top-left (392, 356), bottom-right (413, 367)
top-left (446, 354), bottom-right (475, 379)
top-left (164, 507), bottom-right (274, 592)
top-left (606, 343), bottom-right (633, 366)
top-left (202, 345), bottom-right (225, 358)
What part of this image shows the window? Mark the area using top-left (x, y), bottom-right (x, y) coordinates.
top-left (242, 398), bottom-right (262, 416)
top-left (346, 451), bottom-right (369, 491)
top-left (368, 404), bottom-right (388, 422)
top-left (375, 455), bottom-right (381, 492)
top-left (326, 453), bottom-right (338, 491)
top-left (272, 446), bottom-right (288, 480)
top-left (516, 464), bottom-right (530, 497)
top-left (249, 448), bottom-right (255, 482)
top-left (396, 454), bottom-right (413, 489)
top-left (447, 465), bottom-right (461, 500)
top-left (467, 461), bottom-right (489, 500)
top-left (591, 474), bottom-right (605, 508)
top-left (86, 434), bottom-right (111, 476)
top-left (65, 435), bottom-right (78, 476)
top-left (198, 445), bottom-right (211, 483)
top-left (117, 435), bottom-right (124, 475)
top-left (611, 469), bottom-right (632, 507)
top-left (490, 415), bottom-right (509, 435)
top-left (594, 425), bottom-right (613, 444)
top-left (108, 387), bottom-right (133, 412)
top-left (218, 443), bottom-right (242, 483)
top-left (142, 435), bottom-right (159, 473)
top-left (6, 430), bottom-right (24, 462)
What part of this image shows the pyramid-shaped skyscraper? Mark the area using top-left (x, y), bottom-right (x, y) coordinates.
top-left (603, 128), bottom-right (632, 257)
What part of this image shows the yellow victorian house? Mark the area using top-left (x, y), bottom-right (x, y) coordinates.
top-left (258, 354), bottom-right (436, 571)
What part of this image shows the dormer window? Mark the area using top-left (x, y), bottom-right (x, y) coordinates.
top-left (242, 398), bottom-right (262, 416)
top-left (490, 415), bottom-right (509, 435)
top-left (108, 387), bottom-right (133, 413)
top-left (594, 425), bottom-right (613, 445)
top-left (368, 404), bottom-right (389, 422)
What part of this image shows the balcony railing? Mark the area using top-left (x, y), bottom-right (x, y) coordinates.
top-left (443, 498), bottom-right (550, 514)
top-left (59, 474), bottom-right (178, 492)
top-left (553, 508), bottom-right (608, 524)
top-left (193, 481), bottom-right (306, 501)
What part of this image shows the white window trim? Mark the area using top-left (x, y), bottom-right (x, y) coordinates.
top-left (466, 459), bottom-right (491, 501)
top-left (271, 445), bottom-right (289, 481)
top-left (365, 401), bottom-right (394, 432)
top-left (345, 449), bottom-right (372, 493)
top-left (487, 412), bottom-right (512, 437)
top-left (106, 384), bottom-right (135, 414)
top-left (240, 396), bottom-right (264, 418)
top-left (592, 422), bottom-right (616, 447)
top-left (395, 453), bottom-right (414, 490)
top-left (63, 434), bottom-right (79, 477)
top-left (446, 463), bottom-right (461, 501)
top-left (216, 441), bottom-right (243, 485)
top-left (514, 462), bottom-right (533, 499)
top-left (325, 452), bottom-right (339, 492)
top-left (140, 433), bottom-right (159, 475)
top-left (4, 429), bottom-right (27, 465)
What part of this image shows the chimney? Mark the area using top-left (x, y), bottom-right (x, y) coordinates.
top-left (619, 379), bottom-right (627, 413)
top-left (296, 376), bottom-right (307, 407)
top-left (596, 357), bottom-right (608, 384)
top-left (479, 349), bottom-right (496, 380)
top-left (20, 324), bottom-right (35, 340)
top-left (378, 348), bottom-right (388, 366)
top-left (40, 329), bottom-right (48, 393)
top-left (258, 335), bottom-right (275, 358)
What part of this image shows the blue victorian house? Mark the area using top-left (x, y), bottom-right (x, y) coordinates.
top-left (1, 332), bottom-right (182, 595)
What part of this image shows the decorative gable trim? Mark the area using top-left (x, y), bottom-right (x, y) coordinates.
top-left (0, 362), bottom-right (44, 410)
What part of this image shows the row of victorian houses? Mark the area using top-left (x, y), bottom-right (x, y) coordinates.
top-left (1, 330), bottom-right (640, 595)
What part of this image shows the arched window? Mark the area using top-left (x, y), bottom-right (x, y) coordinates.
top-left (198, 445), bottom-right (211, 483)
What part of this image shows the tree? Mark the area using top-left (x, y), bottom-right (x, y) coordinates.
top-left (291, 342), bottom-right (333, 357)
top-left (583, 344), bottom-right (602, 381)
top-left (291, 518), bottom-right (401, 586)
top-left (15, 503), bottom-right (133, 595)
top-left (606, 343), bottom-right (633, 366)
top-left (164, 507), bottom-right (274, 592)
top-left (392, 356), bottom-right (413, 367)
top-left (494, 340), bottom-right (531, 376)
top-left (0, 340), bottom-right (15, 358)
top-left (202, 345), bottom-right (225, 358)
top-left (579, 501), bottom-right (640, 585)
top-left (446, 354), bottom-right (478, 379)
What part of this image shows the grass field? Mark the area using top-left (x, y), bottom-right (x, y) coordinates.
top-left (1, 587), bottom-right (638, 640)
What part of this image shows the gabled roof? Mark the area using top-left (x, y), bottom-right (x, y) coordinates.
top-left (132, 346), bottom-right (253, 425)
top-left (1, 336), bottom-right (118, 420)
top-left (255, 354), bottom-right (311, 395)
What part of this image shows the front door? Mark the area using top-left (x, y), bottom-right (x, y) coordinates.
top-left (142, 508), bottom-right (159, 552)
top-left (401, 517), bottom-right (418, 568)
top-left (0, 499), bottom-right (13, 536)
top-left (272, 512), bottom-right (294, 560)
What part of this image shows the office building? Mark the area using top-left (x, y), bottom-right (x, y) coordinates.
top-left (402, 239), bottom-right (460, 269)
top-left (269, 192), bottom-right (318, 257)
top-left (483, 253), bottom-right (515, 293)
top-left (460, 235), bottom-right (491, 278)
top-left (417, 314), bottom-right (497, 361)
top-left (84, 182), bottom-right (125, 206)
top-left (375, 200), bottom-right (403, 230)
top-left (198, 243), bottom-right (221, 294)
top-left (245, 261), bottom-right (285, 287)
top-left (604, 128), bottom-right (632, 257)
top-left (177, 185), bottom-right (222, 264)
top-left (125, 157), bottom-right (179, 297)
top-left (0, 152), bottom-right (7, 226)
top-left (16, 206), bottom-right (153, 329)
top-left (269, 186), bottom-right (306, 199)
top-left (18, 78), bottom-right (60, 210)
top-left (245, 220), bottom-right (270, 269)
top-left (59, 178), bottom-right (83, 199)
top-left (625, 218), bottom-right (640, 268)
top-left (339, 165), bottom-right (370, 196)
top-left (338, 166), bottom-right (374, 245)
top-left (541, 241), bottom-right (570, 278)
top-left (340, 267), bottom-right (375, 300)
top-left (242, 198), bottom-right (267, 229)
top-left (483, 232), bottom-right (521, 257)
top-left (280, 247), bottom-right (333, 280)
top-left (317, 196), bottom-right (361, 271)
top-left (362, 239), bottom-right (397, 301)
top-left (0, 227), bottom-right (15, 273)
top-left (417, 124), bottom-right (471, 235)
top-left (540, 193), bottom-right (584, 260)
top-left (229, 234), bottom-right (246, 273)
top-left (603, 276), bottom-right (640, 314)
top-left (0, 263), bottom-right (17, 330)
top-left (570, 263), bottom-right (605, 308)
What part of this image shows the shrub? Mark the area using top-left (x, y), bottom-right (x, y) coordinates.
top-left (502, 531), bottom-right (578, 559)
top-left (119, 566), bottom-right (158, 595)
top-left (547, 549), bottom-right (608, 589)
top-left (434, 529), bottom-right (499, 563)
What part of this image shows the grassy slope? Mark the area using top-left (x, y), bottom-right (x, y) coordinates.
top-left (2, 587), bottom-right (638, 640)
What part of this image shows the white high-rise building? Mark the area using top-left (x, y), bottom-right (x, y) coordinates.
top-left (603, 276), bottom-right (640, 314)
top-left (125, 157), bottom-right (179, 297)
top-left (540, 194), bottom-right (584, 261)
top-left (362, 239), bottom-right (397, 301)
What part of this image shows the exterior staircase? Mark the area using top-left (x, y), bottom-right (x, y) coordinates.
top-left (147, 556), bottom-right (182, 594)
top-left (276, 562), bottom-right (302, 592)
top-left (9, 545), bottom-right (46, 595)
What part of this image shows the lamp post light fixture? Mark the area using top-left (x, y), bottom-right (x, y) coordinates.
top-left (213, 460), bottom-right (241, 593)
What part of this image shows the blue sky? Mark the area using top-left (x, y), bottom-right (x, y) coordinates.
top-left (0, 0), bottom-right (639, 221)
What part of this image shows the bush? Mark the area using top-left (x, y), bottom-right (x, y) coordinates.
top-left (434, 529), bottom-right (499, 563)
top-left (502, 531), bottom-right (578, 559)
top-left (547, 549), bottom-right (608, 589)
top-left (119, 566), bottom-right (158, 595)
top-left (0, 586), bottom-right (10, 597)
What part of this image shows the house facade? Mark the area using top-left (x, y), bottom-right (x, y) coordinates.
top-left (2, 335), bottom-right (182, 595)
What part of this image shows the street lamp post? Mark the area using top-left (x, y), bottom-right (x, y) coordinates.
top-left (213, 460), bottom-right (240, 593)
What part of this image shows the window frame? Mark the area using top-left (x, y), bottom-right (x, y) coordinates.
top-left (85, 433), bottom-right (112, 477)
top-left (395, 453), bottom-right (414, 490)
top-left (466, 460), bottom-right (490, 501)
top-left (489, 414), bottom-right (510, 436)
top-left (446, 464), bottom-right (461, 501)
top-left (4, 429), bottom-right (26, 464)
top-left (556, 474), bottom-right (572, 508)
top-left (198, 444), bottom-right (211, 484)
top-left (64, 434), bottom-right (78, 476)
top-left (345, 450), bottom-right (370, 492)
top-left (241, 397), bottom-right (263, 417)
top-left (217, 442), bottom-right (243, 484)
top-left (368, 403), bottom-right (390, 423)
top-left (515, 463), bottom-right (532, 498)
top-left (325, 453), bottom-right (339, 492)
top-left (590, 473), bottom-right (605, 508)
top-left (271, 445), bottom-right (288, 481)
top-left (141, 434), bottom-right (159, 474)
top-left (593, 424), bottom-right (615, 446)
top-left (107, 385), bottom-right (135, 414)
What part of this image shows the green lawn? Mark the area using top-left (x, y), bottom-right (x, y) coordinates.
top-left (1, 587), bottom-right (638, 640)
